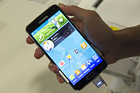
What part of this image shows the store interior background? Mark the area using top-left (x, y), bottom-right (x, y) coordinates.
top-left (0, 0), bottom-right (140, 93)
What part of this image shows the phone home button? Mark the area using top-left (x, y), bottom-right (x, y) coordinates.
top-left (86, 72), bottom-right (95, 80)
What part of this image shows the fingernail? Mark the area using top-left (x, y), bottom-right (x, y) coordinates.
top-left (58, 3), bottom-right (65, 8)
top-left (49, 64), bottom-right (54, 71)
top-left (50, 67), bottom-right (54, 72)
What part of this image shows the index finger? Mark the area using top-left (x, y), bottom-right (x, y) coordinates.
top-left (59, 4), bottom-right (88, 22)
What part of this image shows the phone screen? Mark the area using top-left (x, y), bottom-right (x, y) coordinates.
top-left (31, 10), bottom-right (103, 85)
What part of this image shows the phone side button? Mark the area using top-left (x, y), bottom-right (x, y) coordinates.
top-left (58, 70), bottom-right (69, 84)
top-left (86, 72), bottom-right (95, 80)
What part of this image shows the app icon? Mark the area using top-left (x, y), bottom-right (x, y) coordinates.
top-left (59, 61), bottom-right (65, 67)
top-left (51, 18), bottom-right (60, 29)
top-left (74, 49), bottom-right (79, 54)
top-left (81, 63), bottom-right (87, 70)
top-left (92, 55), bottom-right (99, 61)
top-left (87, 59), bottom-right (93, 65)
top-left (38, 33), bottom-right (44, 41)
top-left (66, 54), bottom-right (72, 61)
top-left (97, 59), bottom-right (101, 63)
top-left (43, 40), bottom-right (54, 52)
top-left (69, 74), bottom-right (75, 80)
top-left (80, 42), bottom-right (87, 49)
top-left (59, 18), bottom-right (63, 22)
top-left (75, 69), bottom-right (81, 75)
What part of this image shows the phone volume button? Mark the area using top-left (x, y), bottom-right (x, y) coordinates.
top-left (96, 48), bottom-right (102, 56)
top-left (90, 44), bottom-right (102, 56)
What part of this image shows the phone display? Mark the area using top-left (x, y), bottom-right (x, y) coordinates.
top-left (26, 5), bottom-right (107, 90)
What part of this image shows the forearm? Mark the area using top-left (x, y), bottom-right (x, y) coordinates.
top-left (115, 25), bottom-right (140, 60)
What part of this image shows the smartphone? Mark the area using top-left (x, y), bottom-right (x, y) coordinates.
top-left (26, 5), bottom-right (108, 90)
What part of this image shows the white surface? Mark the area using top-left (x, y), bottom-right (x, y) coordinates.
top-left (97, 0), bottom-right (140, 27)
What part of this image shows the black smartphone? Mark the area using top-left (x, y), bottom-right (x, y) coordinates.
top-left (26, 5), bottom-right (108, 90)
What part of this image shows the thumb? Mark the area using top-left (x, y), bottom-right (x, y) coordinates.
top-left (59, 3), bottom-right (87, 21)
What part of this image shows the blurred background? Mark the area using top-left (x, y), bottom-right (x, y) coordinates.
top-left (0, 0), bottom-right (140, 93)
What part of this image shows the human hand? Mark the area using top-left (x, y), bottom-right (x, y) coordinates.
top-left (26, 3), bottom-right (120, 83)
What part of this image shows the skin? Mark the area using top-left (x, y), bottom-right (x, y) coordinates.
top-left (26, 3), bottom-right (140, 83)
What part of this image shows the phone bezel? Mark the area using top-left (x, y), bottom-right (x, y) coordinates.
top-left (26, 5), bottom-right (108, 90)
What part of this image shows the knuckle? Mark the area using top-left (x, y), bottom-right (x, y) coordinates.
top-left (85, 10), bottom-right (101, 22)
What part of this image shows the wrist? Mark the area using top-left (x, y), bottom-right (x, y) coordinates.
top-left (113, 25), bottom-right (140, 61)
top-left (103, 31), bottom-right (122, 64)
top-left (113, 31), bottom-right (124, 62)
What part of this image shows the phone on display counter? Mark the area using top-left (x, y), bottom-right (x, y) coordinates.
top-left (26, 5), bottom-right (108, 90)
